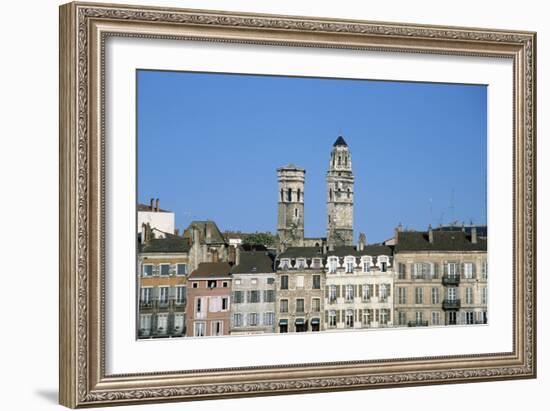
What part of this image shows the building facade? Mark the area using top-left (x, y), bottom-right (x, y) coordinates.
top-left (393, 225), bottom-right (488, 327)
top-left (230, 249), bottom-right (277, 335)
top-left (137, 230), bottom-right (190, 338)
top-left (186, 262), bottom-right (232, 337)
top-left (275, 247), bottom-right (326, 333)
top-left (324, 237), bottom-right (394, 330)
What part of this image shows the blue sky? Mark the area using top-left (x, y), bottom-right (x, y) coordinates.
top-left (137, 70), bottom-right (487, 243)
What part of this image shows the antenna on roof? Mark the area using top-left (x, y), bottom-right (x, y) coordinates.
top-left (450, 188), bottom-right (456, 225)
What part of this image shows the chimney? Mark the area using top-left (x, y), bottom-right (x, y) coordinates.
top-left (192, 226), bottom-right (200, 245)
top-left (150, 198), bottom-right (154, 211)
top-left (206, 223), bottom-right (212, 242)
top-left (155, 198), bottom-right (160, 212)
top-left (235, 246), bottom-right (241, 266)
top-left (141, 223), bottom-right (148, 243)
top-left (358, 233), bottom-right (366, 251)
top-left (471, 226), bottom-right (478, 244)
top-left (428, 224), bottom-right (434, 243)
top-left (322, 243), bottom-right (328, 255)
top-left (395, 223), bottom-right (403, 243)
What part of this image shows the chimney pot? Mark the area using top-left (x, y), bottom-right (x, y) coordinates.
top-left (428, 224), bottom-right (434, 243)
top-left (155, 198), bottom-right (160, 212)
top-left (150, 198), bottom-right (154, 211)
top-left (471, 226), bottom-right (478, 244)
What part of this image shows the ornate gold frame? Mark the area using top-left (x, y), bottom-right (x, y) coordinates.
top-left (59, 1), bottom-right (536, 408)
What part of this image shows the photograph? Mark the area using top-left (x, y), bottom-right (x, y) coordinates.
top-left (136, 70), bottom-right (488, 339)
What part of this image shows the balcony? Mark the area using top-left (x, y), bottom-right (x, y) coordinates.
top-left (442, 298), bottom-right (461, 310)
top-left (442, 275), bottom-right (460, 286)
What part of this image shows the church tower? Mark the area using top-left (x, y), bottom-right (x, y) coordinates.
top-left (326, 136), bottom-right (354, 246)
top-left (277, 164), bottom-right (305, 249)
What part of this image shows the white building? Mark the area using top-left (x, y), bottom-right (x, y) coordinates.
top-left (137, 198), bottom-right (175, 241)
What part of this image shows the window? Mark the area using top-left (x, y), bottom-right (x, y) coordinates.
top-left (287, 188), bottom-right (292, 202)
top-left (263, 290), bottom-right (275, 303)
top-left (312, 275), bottom-right (321, 289)
top-left (362, 284), bottom-right (371, 302)
top-left (296, 298), bottom-right (305, 313)
top-left (446, 262), bottom-right (458, 277)
top-left (234, 279), bottom-right (241, 285)
top-left (248, 313), bottom-right (258, 326)
top-left (398, 287), bottom-right (407, 304)
top-left (463, 262), bottom-right (474, 279)
top-left (176, 263), bottom-right (187, 276)
top-left (297, 188), bottom-right (301, 202)
top-left (248, 290), bottom-right (260, 303)
top-left (414, 287), bottom-right (424, 304)
top-left (481, 260), bottom-right (488, 279)
top-left (157, 314), bottom-right (168, 333)
top-left (222, 281), bottom-right (228, 288)
top-left (207, 280), bottom-right (217, 289)
top-left (431, 311), bottom-right (441, 325)
top-left (267, 277), bottom-right (275, 285)
top-left (363, 309), bottom-right (373, 326)
top-left (465, 287), bottom-right (473, 304)
top-left (222, 297), bottom-right (229, 311)
top-left (175, 286), bottom-right (186, 305)
top-left (160, 264), bottom-right (170, 276)
top-left (192, 282), bottom-right (198, 289)
top-left (329, 285), bottom-right (337, 302)
top-left (296, 275), bottom-right (304, 288)
top-left (263, 312), bottom-right (275, 326)
top-left (294, 208), bottom-right (299, 218)
top-left (233, 291), bottom-right (244, 304)
top-left (139, 314), bottom-right (152, 332)
top-left (140, 287), bottom-right (152, 304)
top-left (174, 314), bottom-right (184, 333)
top-left (481, 287), bottom-right (487, 304)
top-left (398, 263), bottom-right (406, 279)
top-left (465, 311), bottom-right (475, 325)
top-left (398, 312), bottom-right (407, 326)
top-left (329, 310), bottom-right (337, 327)
top-left (362, 259), bottom-right (371, 273)
top-left (345, 257), bottom-right (355, 273)
top-left (280, 259), bottom-right (290, 270)
top-left (380, 309), bottom-right (389, 325)
top-left (212, 321), bottom-right (223, 336)
top-left (280, 275), bottom-right (289, 290)
top-left (142, 265), bottom-right (153, 277)
top-left (159, 287), bottom-right (169, 305)
top-left (328, 257), bottom-right (338, 273)
top-left (251, 278), bottom-right (258, 285)
top-left (345, 284), bottom-right (354, 302)
top-left (233, 313), bottom-right (242, 327)
top-left (280, 299), bottom-right (289, 313)
top-left (380, 262), bottom-right (387, 272)
top-left (312, 258), bottom-right (322, 269)
top-left (447, 287), bottom-right (457, 301)
top-left (312, 298), bottom-right (321, 312)
top-left (195, 297), bottom-right (203, 313)
top-left (345, 310), bottom-right (354, 328)
top-left (415, 311), bottom-right (423, 324)
top-left (431, 287), bottom-right (440, 304)
top-left (379, 284), bottom-right (387, 301)
top-left (413, 262), bottom-right (433, 279)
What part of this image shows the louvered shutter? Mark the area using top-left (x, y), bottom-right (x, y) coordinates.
top-left (325, 286), bottom-right (329, 298)
top-left (324, 310), bottom-right (328, 323)
top-left (169, 264), bottom-right (176, 276)
top-left (359, 284), bottom-right (363, 299)
top-left (375, 284), bottom-right (380, 297)
top-left (472, 262), bottom-right (477, 278)
top-left (386, 284), bottom-right (391, 297)
top-left (336, 310), bottom-right (341, 323)
top-left (337, 285), bottom-right (341, 298)
top-left (152, 265), bottom-right (159, 277)
top-left (354, 309), bottom-right (358, 322)
top-left (434, 263), bottom-right (439, 278)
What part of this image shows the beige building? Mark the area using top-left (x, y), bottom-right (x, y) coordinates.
top-left (393, 225), bottom-right (487, 327)
top-left (324, 235), bottom-right (394, 330)
top-left (137, 226), bottom-right (191, 338)
top-left (275, 247), bottom-right (326, 333)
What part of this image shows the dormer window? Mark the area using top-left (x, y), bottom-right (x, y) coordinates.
top-left (280, 259), bottom-right (291, 270)
top-left (296, 258), bottom-right (306, 269)
top-left (328, 257), bottom-right (338, 274)
top-left (312, 258), bottom-right (322, 269)
top-left (378, 256), bottom-right (389, 273)
top-left (361, 256), bottom-right (372, 273)
top-left (345, 256), bottom-right (355, 273)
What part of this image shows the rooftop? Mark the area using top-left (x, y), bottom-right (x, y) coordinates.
top-left (395, 228), bottom-right (487, 252)
top-left (231, 251), bottom-right (275, 274)
top-left (139, 233), bottom-right (191, 253)
top-left (189, 262), bottom-right (232, 279)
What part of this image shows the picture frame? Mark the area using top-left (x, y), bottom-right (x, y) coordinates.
top-left (59, 1), bottom-right (536, 408)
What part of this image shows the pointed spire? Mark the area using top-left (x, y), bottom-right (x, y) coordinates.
top-left (333, 135), bottom-right (348, 147)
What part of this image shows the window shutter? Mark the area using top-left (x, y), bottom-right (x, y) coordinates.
top-left (353, 285), bottom-right (357, 298)
top-left (460, 263), bottom-right (464, 277)
top-left (375, 284), bottom-right (380, 297)
top-left (472, 262), bottom-right (477, 278)
top-left (354, 309), bottom-right (358, 322)
top-left (324, 310), bottom-right (328, 323)
top-left (169, 287), bottom-right (176, 299)
top-left (443, 262), bottom-right (448, 276)
top-left (152, 265), bottom-right (159, 277)
top-left (337, 285), bottom-right (341, 298)
top-left (169, 264), bottom-right (176, 276)
top-left (403, 263), bottom-right (407, 277)
top-left (325, 286), bottom-right (329, 298)
top-left (359, 284), bottom-right (363, 297)
top-left (375, 309), bottom-right (380, 322)
top-left (434, 263), bottom-right (439, 278)
top-left (386, 284), bottom-right (391, 297)
top-left (336, 310), bottom-right (341, 323)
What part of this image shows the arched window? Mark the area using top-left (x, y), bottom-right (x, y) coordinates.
top-left (287, 188), bottom-right (292, 202)
top-left (280, 189), bottom-right (284, 202)
top-left (344, 155), bottom-right (348, 166)
top-left (297, 188), bottom-right (301, 202)
top-left (329, 188), bottom-right (333, 201)
top-left (294, 208), bottom-right (299, 218)
top-left (347, 188), bottom-right (351, 199)
top-left (338, 156), bottom-right (341, 165)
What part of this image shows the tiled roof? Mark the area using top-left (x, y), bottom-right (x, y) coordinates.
top-left (189, 262), bottom-right (232, 279)
top-left (395, 230), bottom-right (487, 252)
top-left (231, 251), bottom-right (275, 274)
top-left (139, 234), bottom-right (191, 253)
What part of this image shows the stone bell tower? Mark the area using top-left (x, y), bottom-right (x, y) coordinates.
top-left (277, 164), bottom-right (305, 249)
top-left (326, 136), bottom-right (354, 246)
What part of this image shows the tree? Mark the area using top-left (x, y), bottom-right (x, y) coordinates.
top-left (243, 232), bottom-right (276, 247)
